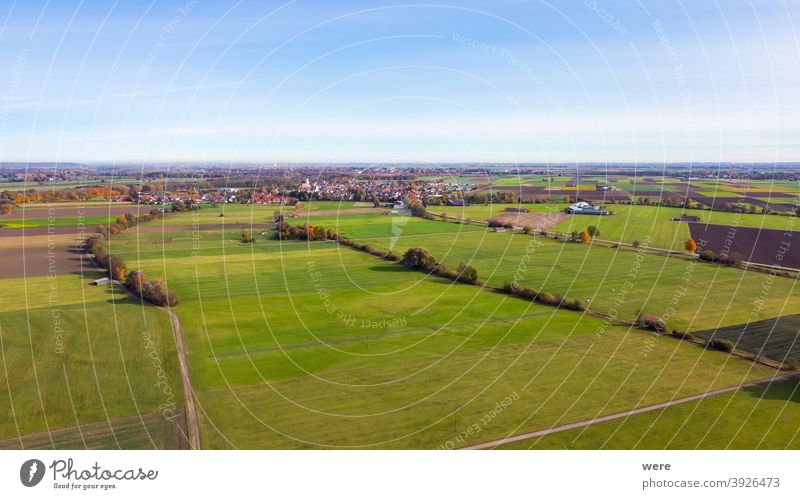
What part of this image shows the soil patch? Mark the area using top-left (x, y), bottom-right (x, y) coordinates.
top-left (693, 315), bottom-right (800, 364)
top-left (688, 222), bottom-right (799, 268)
top-left (2, 204), bottom-right (142, 220)
top-left (489, 211), bottom-right (569, 229)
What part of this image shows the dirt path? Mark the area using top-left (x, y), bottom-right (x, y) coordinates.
top-left (464, 373), bottom-right (798, 450)
top-left (120, 287), bottom-right (201, 449)
top-left (162, 305), bottom-right (202, 450)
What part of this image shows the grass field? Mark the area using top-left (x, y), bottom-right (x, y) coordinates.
top-left (0, 273), bottom-right (185, 449)
top-left (0, 411), bottom-right (186, 450)
top-left (115, 209), bottom-right (800, 332)
top-left (104, 208), bottom-right (788, 448)
top-left (428, 203), bottom-right (797, 251)
top-left (4, 200), bottom-right (796, 449)
top-left (295, 214), bottom-right (800, 332)
top-left (497, 378), bottom-right (800, 449)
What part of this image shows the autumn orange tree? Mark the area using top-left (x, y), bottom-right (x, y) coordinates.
top-left (580, 229), bottom-right (591, 243)
top-left (108, 255), bottom-right (128, 281)
top-left (684, 238), bottom-right (697, 252)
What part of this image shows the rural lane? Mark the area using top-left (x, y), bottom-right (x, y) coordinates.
top-left (162, 306), bottom-right (202, 450)
top-left (120, 286), bottom-right (201, 449)
top-left (464, 373), bottom-right (798, 450)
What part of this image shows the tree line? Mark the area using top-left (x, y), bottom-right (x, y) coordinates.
top-left (275, 222), bottom-right (588, 314)
top-left (84, 211), bottom-right (178, 307)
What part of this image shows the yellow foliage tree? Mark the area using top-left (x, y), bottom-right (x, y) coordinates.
top-left (684, 238), bottom-right (697, 252)
top-left (580, 230), bottom-right (591, 243)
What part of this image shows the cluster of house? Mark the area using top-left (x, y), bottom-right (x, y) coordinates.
top-left (293, 177), bottom-right (474, 203)
top-left (137, 188), bottom-right (295, 206)
top-left (131, 175), bottom-right (478, 208)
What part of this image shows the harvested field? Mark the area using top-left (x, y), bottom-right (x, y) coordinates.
top-left (472, 185), bottom-right (631, 201)
top-left (489, 211), bottom-right (569, 229)
top-left (0, 226), bottom-right (91, 278)
top-left (128, 222), bottom-right (274, 233)
top-left (688, 222), bottom-right (800, 268)
top-left (693, 315), bottom-right (800, 364)
top-left (17, 201), bottom-right (137, 208)
top-left (740, 198), bottom-right (797, 212)
top-left (742, 191), bottom-right (796, 198)
top-left (298, 207), bottom-right (387, 216)
top-left (689, 195), bottom-right (796, 212)
top-left (1, 204), bottom-right (142, 220)
top-left (0, 235), bottom-right (89, 278)
top-left (0, 226), bottom-right (93, 237)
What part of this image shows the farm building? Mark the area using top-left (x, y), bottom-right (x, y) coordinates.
top-left (565, 202), bottom-right (609, 215)
top-left (91, 277), bottom-right (110, 286)
top-left (505, 207), bottom-right (531, 213)
top-left (447, 199), bottom-right (466, 206)
top-left (673, 215), bottom-right (701, 222)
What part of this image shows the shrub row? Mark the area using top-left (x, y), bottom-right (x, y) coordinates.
top-left (274, 223), bottom-right (404, 264)
top-left (398, 248), bottom-right (482, 285)
top-left (487, 219), bottom-right (514, 229)
top-left (275, 222), bottom-right (335, 241)
top-left (96, 209), bottom-right (164, 238)
top-left (698, 249), bottom-right (744, 268)
top-left (125, 271), bottom-right (178, 307)
top-left (84, 211), bottom-right (178, 307)
top-left (706, 337), bottom-right (735, 353)
top-left (500, 282), bottom-right (586, 311)
top-left (276, 224), bottom-right (584, 310)
top-left (669, 329), bottom-right (696, 341)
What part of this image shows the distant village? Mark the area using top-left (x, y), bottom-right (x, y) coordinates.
top-left (1, 163), bottom-right (799, 212)
top-left (132, 176), bottom-right (477, 208)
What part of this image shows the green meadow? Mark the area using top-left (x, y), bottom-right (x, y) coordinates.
top-left (428, 202), bottom-right (797, 251)
top-left (4, 200), bottom-right (796, 449)
top-left (104, 208), bottom-right (789, 448)
top-left (0, 273), bottom-right (183, 449)
top-left (498, 378), bottom-right (800, 449)
top-left (294, 214), bottom-right (800, 332)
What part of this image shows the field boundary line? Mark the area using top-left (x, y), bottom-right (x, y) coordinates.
top-left (463, 373), bottom-right (798, 450)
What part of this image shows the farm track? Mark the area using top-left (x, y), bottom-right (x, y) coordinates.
top-left (120, 287), bottom-right (201, 450)
top-left (464, 373), bottom-right (798, 450)
top-left (163, 305), bottom-right (202, 450)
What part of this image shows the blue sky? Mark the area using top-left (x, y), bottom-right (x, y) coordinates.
top-left (0, 0), bottom-right (797, 163)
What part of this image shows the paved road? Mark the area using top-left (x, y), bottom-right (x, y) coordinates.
top-left (464, 373), bottom-right (798, 450)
